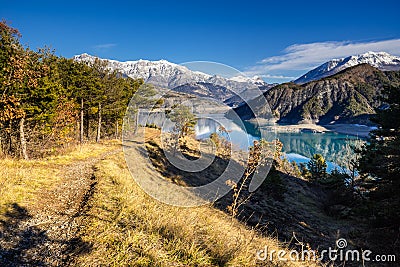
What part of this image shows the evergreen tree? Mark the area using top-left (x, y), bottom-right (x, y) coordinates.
top-left (168, 105), bottom-right (197, 139)
top-left (166, 104), bottom-right (197, 153)
top-left (358, 84), bottom-right (400, 188)
top-left (105, 76), bottom-right (143, 139)
top-left (307, 154), bottom-right (327, 182)
top-left (358, 84), bottom-right (400, 227)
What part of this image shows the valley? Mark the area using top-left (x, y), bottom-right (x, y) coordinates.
top-left (1, 17), bottom-right (399, 266)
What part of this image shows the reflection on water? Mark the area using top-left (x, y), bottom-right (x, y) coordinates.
top-left (195, 116), bottom-right (361, 170)
top-left (140, 110), bottom-right (362, 170)
top-left (195, 116), bottom-right (259, 150)
top-left (276, 132), bottom-right (359, 163)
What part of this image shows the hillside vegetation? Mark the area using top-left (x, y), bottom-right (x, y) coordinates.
top-left (235, 64), bottom-right (400, 125)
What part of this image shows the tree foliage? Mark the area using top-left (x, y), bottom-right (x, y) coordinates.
top-left (358, 84), bottom-right (400, 186)
top-left (0, 21), bottom-right (144, 158)
top-left (167, 104), bottom-right (197, 138)
top-left (307, 154), bottom-right (327, 182)
top-left (357, 84), bottom-right (400, 227)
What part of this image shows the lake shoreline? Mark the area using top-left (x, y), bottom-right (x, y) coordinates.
top-left (269, 123), bottom-right (373, 138)
top-left (323, 124), bottom-right (374, 138)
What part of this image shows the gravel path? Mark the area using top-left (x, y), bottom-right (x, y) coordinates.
top-left (0, 149), bottom-right (119, 266)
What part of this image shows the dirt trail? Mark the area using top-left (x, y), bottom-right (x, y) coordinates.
top-left (0, 149), bottom-right (120, 266)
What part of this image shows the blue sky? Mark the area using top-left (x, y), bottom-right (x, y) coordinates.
top-left (2, 0), bottom-right (399, 83)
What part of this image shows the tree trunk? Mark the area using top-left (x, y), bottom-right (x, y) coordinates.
top-left (19, 117), bottom-right (28, 160)
top-left (8, 121), bottom-right (12, 154)
top-left (0, 134), bottom-right (3, 157)
top-left (115, 121), bottom-right (119, 139)
top-left (96, 102), bottom-right (101, 143)
top-left (76, 119), bottom-right (80, 143)
top-left (80, 98), bottom-right (84, 144)
top-left (85, 104), bottom-right (90, 140)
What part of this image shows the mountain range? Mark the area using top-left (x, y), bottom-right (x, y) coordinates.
top-left (74, 52), bottom-right (400, 125)
top-left (294, 51), bottom-right (400, 84)
top-left (73, 53), bottom-right (271, 106)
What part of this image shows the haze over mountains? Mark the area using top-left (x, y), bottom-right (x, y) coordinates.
top-left (294, 51), bottom-right (400, 84)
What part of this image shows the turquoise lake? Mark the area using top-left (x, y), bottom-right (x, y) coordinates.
top-left (195, 115), bottom-right (362, 172)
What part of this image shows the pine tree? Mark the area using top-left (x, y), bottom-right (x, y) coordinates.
top-left (358, 84), bottom-right (400, 187)
top-left (168, 105), bottom-right (197, 139)
top-left (307, 154), bottom-right (327, 182)
top-left (357, 84), bottom-right (400, 229)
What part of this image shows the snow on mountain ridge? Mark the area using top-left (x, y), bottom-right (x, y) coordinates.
top-left (229, 75), bottom-right (265, 85)
top-left (294, 51), bottom-right (400, 84)
top-left (74, 53), bottom-right (213, 88)
top-left (73, 53), bottom-right (269, 99)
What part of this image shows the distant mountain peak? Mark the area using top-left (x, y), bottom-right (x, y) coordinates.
top-left (73, 53), bottom-right (270, 105)
top-left (73, 53), bottom-right (210, 88)
top-left (229, 75), bottom-right (265, 84)
top-left (294, 51), bottom-right (400, 84)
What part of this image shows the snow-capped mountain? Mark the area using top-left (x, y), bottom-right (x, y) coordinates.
top-left (73, 53), bottom-right (269, 104)
top-left (294, 51), bottom-right (400, 84)
top-left (74, 53), bottom-right (211, 88)
top-left (229, 75), bottom-right (266, 86)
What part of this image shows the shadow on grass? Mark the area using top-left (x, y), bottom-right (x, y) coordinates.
top-left (145, 140), bottom-right (231, 187)
top-left (0, 203), bottom-right (92, 266)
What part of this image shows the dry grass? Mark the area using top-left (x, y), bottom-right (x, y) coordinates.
top-left (0, 138), bottom-right (320, 266)
top-left (73, 152), bottom-right (319, 266)
top-left (0, 142), bottom-right (120, 215)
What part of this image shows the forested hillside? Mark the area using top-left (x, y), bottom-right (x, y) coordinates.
top-left (235, 64), bottom-right (400, 125)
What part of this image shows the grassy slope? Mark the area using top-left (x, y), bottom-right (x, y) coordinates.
top-left (1, 141), bottom-right (318, 266)
top-left (73, 152), bottom-right (312, 266)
